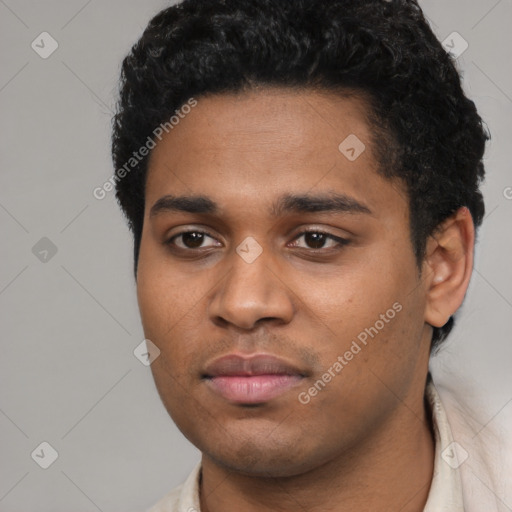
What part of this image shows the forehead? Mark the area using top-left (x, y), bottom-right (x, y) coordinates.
top-left (148, 87), bottom-right (372, 168)
top-left (145, 87), bottom-right (406, 218)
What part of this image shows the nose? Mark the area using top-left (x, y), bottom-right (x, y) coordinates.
top-left (208, 244), bottom-right (295, 330)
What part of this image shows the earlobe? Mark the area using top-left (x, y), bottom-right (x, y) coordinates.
top-left (423, 207), bottom-right (475, 328)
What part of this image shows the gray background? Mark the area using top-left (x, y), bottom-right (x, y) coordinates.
top-left (0, 1), bottom-right (511, 511)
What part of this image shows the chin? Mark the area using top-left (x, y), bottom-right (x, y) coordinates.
top-left (202, 437), bottom-right (325, 478)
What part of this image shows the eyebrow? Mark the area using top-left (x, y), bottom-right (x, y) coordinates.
top-left (149, 192), bottom-right (372, 218)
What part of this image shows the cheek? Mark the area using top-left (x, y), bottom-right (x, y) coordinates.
top-left (311, 250), bottom-right (424, 365)
top-left (136, 270), bottom-right (201, 421)
top-left (136, 275), bottom-right (170, 340)
top-left (137, 250), bottom-right (201, 335)
top-left (302, 264), bottom-right (406, 337)
top-left (136, 258), bottom-right (214, 386)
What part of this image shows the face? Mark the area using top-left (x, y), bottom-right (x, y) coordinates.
top-left (137, 88), bottom-right (433, 477)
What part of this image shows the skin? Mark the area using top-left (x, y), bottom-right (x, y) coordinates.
top-left (137, 87), bottom-right (475, 511)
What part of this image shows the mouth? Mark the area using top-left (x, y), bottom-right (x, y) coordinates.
top-left (202, 353), bottom-right (306, 404)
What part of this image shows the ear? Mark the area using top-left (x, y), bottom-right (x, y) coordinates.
top-left (423, 207), bottom-right (475, 328)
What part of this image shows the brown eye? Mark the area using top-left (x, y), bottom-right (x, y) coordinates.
top-left (167, 230), bottom-right (219, 250)
top-left (303, 232), bottom-right (329, 249)
top-left (291, 230), bottom-right (349, 250)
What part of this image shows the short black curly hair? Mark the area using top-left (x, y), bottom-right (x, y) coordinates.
top-left (111, 0), bottom-right (489, 353)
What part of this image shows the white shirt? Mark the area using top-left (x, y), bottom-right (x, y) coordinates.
top-left (146, 373), bottom-right (508, 511)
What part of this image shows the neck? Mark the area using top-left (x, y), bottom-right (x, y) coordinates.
top-left (199, 374), bottom-right (435, 512)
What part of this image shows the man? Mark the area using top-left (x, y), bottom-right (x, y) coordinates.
top-left (111, 0), bottom-right (506, 510)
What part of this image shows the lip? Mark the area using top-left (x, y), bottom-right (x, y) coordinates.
top-left (202, 353), bottom-right (306, 404)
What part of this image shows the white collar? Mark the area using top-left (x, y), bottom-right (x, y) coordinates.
top-left (422, 372), bottom-right (464, 511)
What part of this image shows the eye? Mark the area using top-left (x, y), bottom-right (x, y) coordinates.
top-left (166, 230), bottom-right (220, 250)
top-left (289, 230), bottom-right (349, 250)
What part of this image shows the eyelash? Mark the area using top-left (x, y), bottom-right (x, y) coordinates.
top-left (165, 228), bottom-right (350, 253)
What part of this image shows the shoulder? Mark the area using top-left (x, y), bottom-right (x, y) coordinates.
top-left (431, 375), bottom-right (512, 511)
